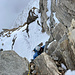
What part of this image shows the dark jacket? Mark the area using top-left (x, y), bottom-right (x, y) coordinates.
top-left (33, 45), bottom-right (45, 60)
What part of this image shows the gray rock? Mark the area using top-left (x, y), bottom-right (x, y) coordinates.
top-left (68, 19), bottom-right (75, 68)
top-left (55, 0), bottom-right (75, 27)
top-left (0, 50), bottom-right (29, 75)
top-left (53, 34), bottom-right (75, 70)
top-left (48, 41), bottom-right (58, 55)
top-left (52, 23), bottom-right (67, 41)
top-left (34, 52), bottom-right (61, 75)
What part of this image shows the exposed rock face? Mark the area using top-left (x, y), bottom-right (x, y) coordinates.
top-left (39, 0), bottom-right (75, 72)
top-left (57, 34), bottom-right (75, 70)
top-left (0, 50), bottom-right (29, 75)
top-left (52, 23), bottom-right (68, 41)
top-left (44, 23), bottom-right (68, 52)
top-left (34, 52), bottom-right (60, 75)
top-left (68, 19), bottom-right (75, 67)
top-left (52, 0), bottom-right (75, 27)
top-left (47, 19), bottom-right (75, 70)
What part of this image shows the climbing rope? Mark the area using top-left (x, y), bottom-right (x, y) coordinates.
top-left (28, 64), bottom-right (30, 75)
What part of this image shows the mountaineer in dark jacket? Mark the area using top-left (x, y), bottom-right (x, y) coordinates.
top-left (33, 44), bottom-right (45, 60)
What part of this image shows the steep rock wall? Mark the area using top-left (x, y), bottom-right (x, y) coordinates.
top-left (39, 0), bottom-right (75, 33)
top-left (52, 0), bottom-right (75, 27)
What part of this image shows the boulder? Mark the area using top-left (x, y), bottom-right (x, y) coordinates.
top-left (0, 50), bottom-right (29, 75)
top-left (59, 38), bottom-right (75, 70)
top-left (34, 52), bottom-right (61, 75)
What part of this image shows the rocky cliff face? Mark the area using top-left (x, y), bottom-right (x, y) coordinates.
top-left (0, 50), bottom-right (29, 75)
top-left (39, 0), bottom-right (75, 32)
top-left (46, 1), bottom-right (75, 71)
top-left (31, 0), bottom-right (75, 74)
top-left (52, 0), bottom-right (75, 27)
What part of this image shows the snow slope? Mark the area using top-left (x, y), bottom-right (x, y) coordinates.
top-left (0, 0), bottom-right (36, 32)
top-left (0, 0), bottom-right (49, 62)
top-left (0, 19), bottom-right (49, 61)
top-left (0, 0), bottom-right (49, 61)
top-left (65, 70), bottom-right (75, 75)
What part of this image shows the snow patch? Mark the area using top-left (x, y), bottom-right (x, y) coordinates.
top-left (46, 0), bottom-right (51, 17)
top-left (56, 0), bottom-right (58, 5)
top-left (65, 70), bottom-right (75, 75)
top-left (61, 63), bottom-right (67, 70)
top-left (53, 12), bottom-right (60, 24)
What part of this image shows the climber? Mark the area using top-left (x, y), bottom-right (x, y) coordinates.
top-left (33, 42), bottom-right (45, 60)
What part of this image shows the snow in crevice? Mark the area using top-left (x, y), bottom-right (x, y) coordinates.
top-left (46, 0), bottom-right (51, 17)
top-left (61, 63), bottom-right (67, 70)
top-left (47, 40), bottom-right (56, 48)
top-left (53, 12), bottom-right (60, 24)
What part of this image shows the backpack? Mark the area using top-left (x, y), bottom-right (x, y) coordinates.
top-left (38, 47), bottom-right (44, 55)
